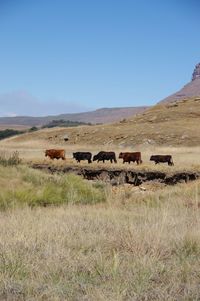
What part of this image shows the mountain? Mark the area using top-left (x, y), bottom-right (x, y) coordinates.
top-left (0, 107), bottom-right (149, 127)
top-left (160, 63), bottom-right (200, 104)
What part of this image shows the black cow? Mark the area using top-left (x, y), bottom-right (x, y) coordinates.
top-left (73, 152), bottom-right (92, 163)
top-left (93, 151), bottom-right (117, 163)
top-left (150, 155), bottom-right (174, 166)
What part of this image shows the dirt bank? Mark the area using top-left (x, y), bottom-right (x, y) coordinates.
top-left (31, 163), bottom-right (200, 186)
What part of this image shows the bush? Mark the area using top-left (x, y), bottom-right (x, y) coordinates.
top-left (28, 126), bottom-right (39, 132)
top-left (0, 129), bottom-right (24, 140)
top-left (42, 119), bottom-right (91, 128)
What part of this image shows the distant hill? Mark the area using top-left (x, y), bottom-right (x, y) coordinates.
top-left (0, 106), bottom-right (149, 127)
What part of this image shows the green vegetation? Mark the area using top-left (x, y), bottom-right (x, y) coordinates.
top-left (0, 165), bottom-right (106, 210)
top-left (42, 119), bottom-right (92, 128)
top-left (28, 126), bottom-right (39, 132)
top-left (0, 129), bottom-right (24, 140)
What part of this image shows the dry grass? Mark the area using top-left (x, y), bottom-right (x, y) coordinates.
top-left (1, 179), bottom-right (200, 300)
top-left (1, 98), bottom-right (200, 300)
top-left (1, 137), bottom-right (200, 173)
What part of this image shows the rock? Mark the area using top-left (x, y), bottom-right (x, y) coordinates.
top-left (139, 186), bottom-right (146, 191)
top-left (181, 134), bottom-right (189, 140)
top-left (192, 63), bottom-right (200, 81)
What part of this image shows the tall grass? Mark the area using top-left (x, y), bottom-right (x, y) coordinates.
top-left (1, 163), bottom-right (200, 299)
top-left (0, 199), bottom-right (200, 301)
top-left (0, 151), bottom-right (21, 166)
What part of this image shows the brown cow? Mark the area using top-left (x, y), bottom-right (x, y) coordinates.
top-left (45, 149), bottom-right (66, 160)
top-left (119, 152), bottom-right (142, 165)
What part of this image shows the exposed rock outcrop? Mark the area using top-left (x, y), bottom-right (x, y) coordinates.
top-left (192, 63), bottom-right (200, 81)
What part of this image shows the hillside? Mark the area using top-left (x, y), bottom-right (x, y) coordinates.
top-left (3, 96), bottom-right (200, 147)
top-left (160, 63), bottom-right (200, 103)
top-left (0, 106), bottom-right (149, 127)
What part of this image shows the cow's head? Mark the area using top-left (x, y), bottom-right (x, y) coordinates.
top-left (93, 155), bottom-right (98, 161)
top-left (150, 155), bottom-right (156, 161)
top-left (118, 152), bottom-right (124, 158)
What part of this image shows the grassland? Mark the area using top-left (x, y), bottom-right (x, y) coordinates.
top-left (1, 98), bottom-right (200, 300)
top-left (1, 135), bottom-right (200, 174)
top-left (1, 163), bottom-right (200, 300)
top-left (0, 155), bottom-right (200, 300)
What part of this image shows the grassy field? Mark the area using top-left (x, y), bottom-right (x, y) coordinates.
top-left (1, 136), bottom-right (200, 173)
top-left (0, 163), bottom-right (200, 300)
top-left (1, 107), bottom-right (200, 300)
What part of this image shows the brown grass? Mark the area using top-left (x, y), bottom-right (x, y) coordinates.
top-left (1, 136), bottom-right (200, 173)
top-left (1, 178), bottom-right (200, 300)
top-left (1, 98), bottom-right (200, 300)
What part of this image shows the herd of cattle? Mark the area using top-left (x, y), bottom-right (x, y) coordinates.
top-left (45, 149), bottom-right (174, 166)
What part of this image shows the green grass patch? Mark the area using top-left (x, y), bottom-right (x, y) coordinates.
top-left (0, 165), bottom-right (106, 210)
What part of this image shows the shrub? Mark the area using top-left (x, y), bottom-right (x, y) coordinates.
top-left (0, 129), bottom-right (24, 140)
top-left (42, 119), bottom-right (91, 128)
top-left (28, 126), bottom-right (39, 132)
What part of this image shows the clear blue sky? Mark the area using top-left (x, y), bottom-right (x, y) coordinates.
top-left (0, 0), bottom-right (200, 116)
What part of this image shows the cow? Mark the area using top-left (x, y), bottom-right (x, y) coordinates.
top-left (45, 149), bottom-right (65, 160)
top-left (93, 151), bottom-right (117, 163)
top-left (150, 155), bottom-right (174, 166)
top-left (73, 152), bottom-right (92, 163)
top-left (119, 152), bottom-right (142, 165)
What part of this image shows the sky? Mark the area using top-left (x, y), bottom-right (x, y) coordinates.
top-left (0, 0), bottom-right (200, 116)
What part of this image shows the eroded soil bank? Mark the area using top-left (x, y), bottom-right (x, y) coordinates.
top-left (31, 164), bottom-right (200, 186)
